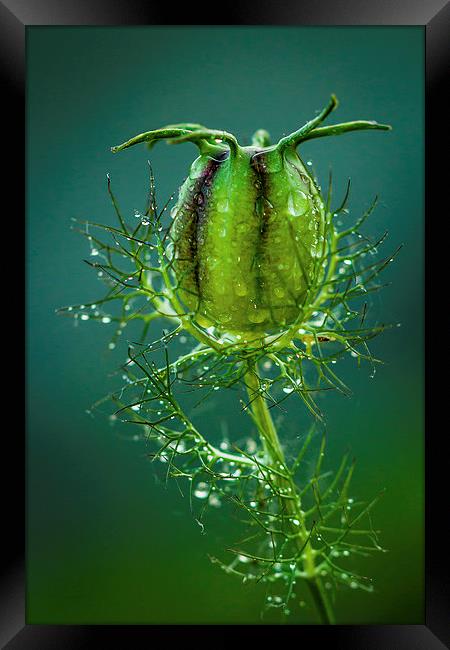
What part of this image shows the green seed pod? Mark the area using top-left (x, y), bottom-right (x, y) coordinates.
top-left (170, 140), bottom-right (324, 333)
top-left (112, 96), bottom-right (390, 334)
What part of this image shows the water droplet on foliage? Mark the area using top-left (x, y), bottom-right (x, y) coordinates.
top-left (194, 482), bottom-right (209, 499)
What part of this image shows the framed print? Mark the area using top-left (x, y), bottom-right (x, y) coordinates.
top-left (5, 0), bottom-right (447, 646)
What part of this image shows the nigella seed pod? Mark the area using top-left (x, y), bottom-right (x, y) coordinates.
top-left (112, 96), bottom-right (391, 333)
top-left (171, 143), bottom-right (323, 333)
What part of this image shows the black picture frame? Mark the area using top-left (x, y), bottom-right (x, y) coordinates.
top-left (7, 0), bottom-right (447, 646)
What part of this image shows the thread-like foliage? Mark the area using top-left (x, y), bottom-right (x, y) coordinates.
top-left (58, 162), bottom-right (397, 623)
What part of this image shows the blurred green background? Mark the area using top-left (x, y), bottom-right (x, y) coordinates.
top-left (26, 26), bottom-right (424, 624)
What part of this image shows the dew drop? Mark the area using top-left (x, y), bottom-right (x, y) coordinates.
top-left (235, 282), bottom-right (248, 297)
top-left (208, 494), bottom-right (221, 508)
top-left (248, 307), bottom-right (268, 324)
top-left (194, 482), bottom-right (209, 499)
top-left (217, 198), bottom-right (230, 212)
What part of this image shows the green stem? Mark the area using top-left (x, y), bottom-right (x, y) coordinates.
top-left (244, 364), bottom-right (335, 625)
top-left (299, 120), bottom-right (391, 143)
top-left (307, 576), bottom-right (336, 625)
top-left (111, 126), bottom-right (239, 157)
top-left (277, 95), bottom-right (338, 150)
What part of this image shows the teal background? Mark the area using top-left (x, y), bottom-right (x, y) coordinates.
top-left (27, 26), bottom-right (424, 624)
